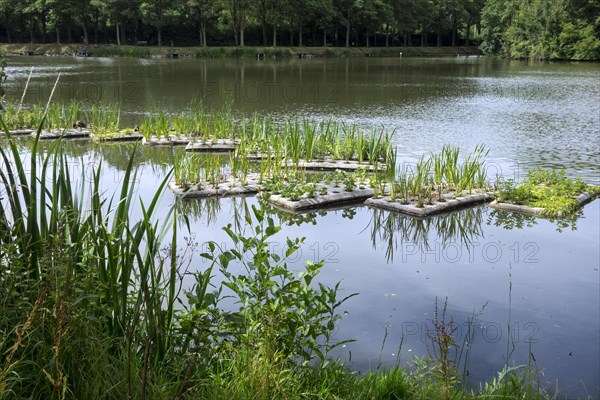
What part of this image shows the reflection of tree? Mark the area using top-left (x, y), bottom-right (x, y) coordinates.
top-left (368, 206), bottom-right (485, 263)
top-left (486, 209), bottom-right (580, 232)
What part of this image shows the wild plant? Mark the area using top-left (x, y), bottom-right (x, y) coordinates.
top-left (199, 205), bottom-right (357, 363)
top-left (425, 297), bottom-right (461, 400)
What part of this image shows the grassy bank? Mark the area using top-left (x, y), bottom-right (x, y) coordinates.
top-left (0, 43), bottom-right (482, 59)
top-left (0, 106), bottom-right (563, 400)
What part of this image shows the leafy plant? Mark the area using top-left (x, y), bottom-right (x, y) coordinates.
top-left (199, 206), bottom-right (357, 364)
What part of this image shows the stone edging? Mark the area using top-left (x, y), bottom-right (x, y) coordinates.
top-left (185, 139), bottom-right (240, 152)
top-left (266, 186), bottom-right (375, 212)
top-left (168, 174), bottom-right (261, 198)
top-left (366, 192), bottom-right (493, 217)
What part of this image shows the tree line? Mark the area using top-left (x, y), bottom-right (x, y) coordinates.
top-left (0, 0), bottom-right (598, 59)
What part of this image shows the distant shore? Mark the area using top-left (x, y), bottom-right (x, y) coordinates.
top-left (0, 43), bottom-right (483, 59)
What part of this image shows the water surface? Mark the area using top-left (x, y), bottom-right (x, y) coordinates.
top-left (3, 56), bottom-right (599, 397)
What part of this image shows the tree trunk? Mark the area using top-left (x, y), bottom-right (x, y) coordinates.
top-left (335, 24), bottom-right (338, 46)
top-left (82, 20), bottom-right (89, 43)
top-left (240, 23), bottom-right (245, 46)
top-left (68, 27), bottom-right (72, 44)
top-left (299, 26), bottom-right (303, 46)
top-left (436, 26), bottom-right (442, 46)
top-left (262, 25), bottom-right (267, 46)
top-left (41, 17), bottom-right (47, 43)
top-left (121, 23), bottom-right (126, 45)
top-left (94, 17), bottom-right (99, 44)
top-left (465, 22), bottom-right (471, 46)
top-left (201, 22), bottom-right (207, 47)
top-left (421, 32), bottom-right (426, 47)
top-left (5, 27), bottom-right (10, 44)
top-left (366, 30), bottom-right (369, 48)
top-left (345, 20), bottom-right (350, 47)
top-left (29, 22), bottom-right (35, 44)
top-left (157, 27), bottom-right (162, 46)
top-left (323, 30), bottom-right (327, 47)
top-left (116, 21), bottom-right (121, 45)
top-left (451, 20), bottom-right (456, 46)
top-left (385, 29), bottom-right (389, 47)
top-left (289, 27), bottom-right (293, 46)
top-left (273, 25), bottom-right (277, 47)
top-left (56, 28), bottom-right (60, 44)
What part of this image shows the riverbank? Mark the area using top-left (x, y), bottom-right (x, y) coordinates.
top-left (0, 43), bottom-right (482, 59)
top-left (0, 125), bottom-right (560, 399)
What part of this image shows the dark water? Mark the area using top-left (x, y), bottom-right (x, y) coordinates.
top-left (3, 56), bottom-right (600, 397)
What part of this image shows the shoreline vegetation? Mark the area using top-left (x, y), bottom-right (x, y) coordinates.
top-left (2, 100), bottom-right (598, 219)
top-left (0, 112), bottom-right (568, 400)
top-left (0, 0), bottom-right (598, 61)
top-left (0, 43), bottom-right (483, 59)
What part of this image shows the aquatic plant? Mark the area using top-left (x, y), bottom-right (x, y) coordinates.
top-left (496, 167), bottom-right (600, 216)
top-left (140, 108), bottom-right (170, 139)
top-left (44, 100), bottom-right (82, 130)
top-left (85, 101), bottom-right (121, 135)
top-left (0, 102), bottom-right (45, 130)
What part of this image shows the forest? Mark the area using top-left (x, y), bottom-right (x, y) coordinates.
top-left (0, 0), bottom-right (599, 60)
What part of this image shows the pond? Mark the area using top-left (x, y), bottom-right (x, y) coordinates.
top-left (3, 56), bottom-right (599, 398)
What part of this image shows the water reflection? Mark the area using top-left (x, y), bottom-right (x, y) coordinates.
top-left (367, 206), bottom-right (485, 262)
top-left (486, 208), bottom-right (581, 232)
top-left (260, 200), bottom-right (358, 227)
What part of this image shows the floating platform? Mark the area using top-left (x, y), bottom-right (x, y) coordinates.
top-left (186, 139), bottom-right (240, 152)
top-left (93, 133), bottom-right (144, 142)
top-left (142, 135), bottom-right (191, 146)
top-left (1, 129), bottom-right (34, 137)
top-left (265, 184), bottom-right (374, 212)
top-left (366, 191), bottom-right (493, 217)
top-left (38, 129), bottom-right (91, 140)
top-left (168, 174), bottom-right (261, 198)
top-left (489, 192), bottom-right (597, 217)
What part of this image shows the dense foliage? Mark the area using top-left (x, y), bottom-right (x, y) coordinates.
top-left (0, 0), bottom-right (597, 58)
top-left (497, 168), bottom-right (600, 216)
top-left (481, 0), bottom-right (600, 59)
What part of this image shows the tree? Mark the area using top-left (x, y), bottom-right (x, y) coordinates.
top-left (186, 0), bottom-right (219, 47)
top-left (141, 0), bottom-right (179, 46)
top-left (96, 0), bottom-right (140, 45)
top-left (225, 0), bottom-right (251, 46)
top-left (0, 0), bottom-right (16, 43)
top-left (335, 0), bottom-right (359, 47)
top-left (356, 0), bottom-right (393, 47)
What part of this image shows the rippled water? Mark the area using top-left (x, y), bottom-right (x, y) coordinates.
top-left (3, 56), bottom-right (600, 397)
